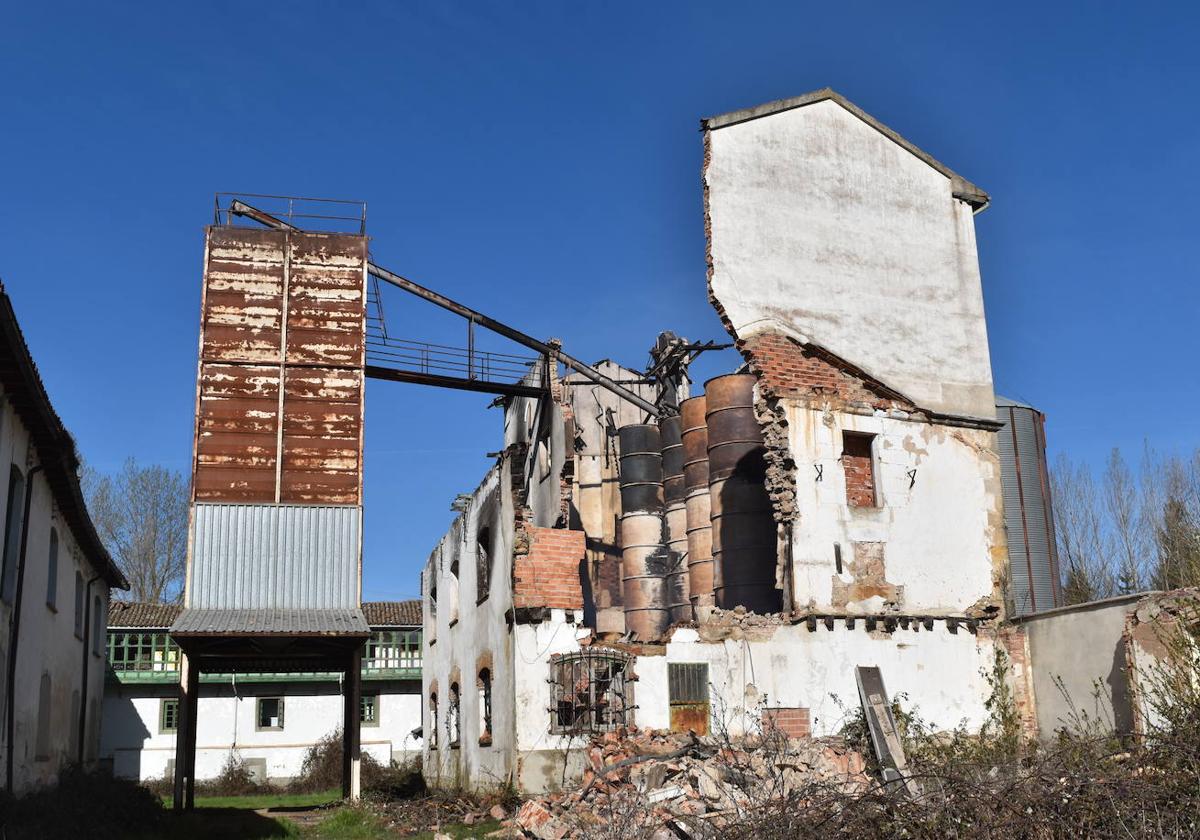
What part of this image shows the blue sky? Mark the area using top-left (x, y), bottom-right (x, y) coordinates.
top-left (1, 2), bottom-right (1196, 601)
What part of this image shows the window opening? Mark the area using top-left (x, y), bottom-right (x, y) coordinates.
top-left (478, 668), bottom-right (492, 746)
top-left (842, 432), bottom-right (878, 507)
top-left (46, 527), bottom-right (58, 609)
top-left (550, 650), bottom-right (631, 734)
top-left (257, 697), bottom-right (285, 730)
top-left (448, 683), bottom-right (461, 746)
top-left (1, 465), bottom-right (26, 602)
top-left (361, 692), bottom-right (379, 726)
top-left (161, 698), bottom-right (180, 733)
top-left (476, 526), bottom-right (492, 602)
top-left (429, 693), bottom-right (439, 749)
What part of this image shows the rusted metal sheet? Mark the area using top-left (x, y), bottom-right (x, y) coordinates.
top-left (705, 374), bottom-right (780, 614)
top-left (668, 662), bottom-right (710, 735)
top-left (681, 396), bottom-right (715, 614)
top-left (193, 227), bottom-right (367, 505)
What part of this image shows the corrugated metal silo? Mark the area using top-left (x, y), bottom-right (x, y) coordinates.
top-left (996, 396), bottom-right (1061, 616)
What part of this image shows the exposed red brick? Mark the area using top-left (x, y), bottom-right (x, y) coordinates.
top-left (513, 527), bottom-right (586, 610)
top-left (762, 707), bottom-right (811, 739)
top-left (740, 332), bottom-right (915, 413)
top-left (842, 432), bottom-right (876, 508)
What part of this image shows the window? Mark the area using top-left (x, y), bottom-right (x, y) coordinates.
top-left (476, 526), bottom-right (492, 602)
top-left (256, 697), bottom-right (284, 730)
top-left (841, 432), bottom-right (877, 507)
top-left (91, 595), bottom-right (104, 656)
top-left (551, 650), bottom-right (631, 734)
top-left (429, 693), bottom-right (439, 750)
top-left (360, 692), bottom-right (379, 727)
top-left (478, 669), bottom-right (492, 746)
top-left (160, 698), bottom-right (180, 733)
top-left (73, 570), bottom-right (84, 638)
top-left (46, 528), bottom-right (58, 610)
top-left (668, 663), bottom-right (711, 735)
top-left (363, 630), bottom-right (422, 675)
top-left (35, 673), bottom-right (51, 761)
top-left (108, 632), bottom-right (181, 674)
top-left (1, 465), bottom-right (26, 603)
top-left (447, 557), bottom-right (460, 624)
top-left (448, 683), bottom-right (461, 747)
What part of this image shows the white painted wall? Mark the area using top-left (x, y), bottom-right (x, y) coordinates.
top-left (422, 466), bottom-right (516, 792)
top-left (0, 392), bottom-right (111, 794)
top-left (785, 403), bottom-right (1002, 613)
top-left (100, 680), bottom-right (422, 782)
top-left (706, 97), bottom-right (995, 418)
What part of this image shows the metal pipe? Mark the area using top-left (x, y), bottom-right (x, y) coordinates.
top-left (5, 465), bottom-right (42, 794)
top-left (227, 200), bottom-right (662, 418)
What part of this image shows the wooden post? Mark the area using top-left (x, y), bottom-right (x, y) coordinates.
top-left (342, 648), bottom-right (362, 800)
top-left (173, 651), bottom-right (200, 811)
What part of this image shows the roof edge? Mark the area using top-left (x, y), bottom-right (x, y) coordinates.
top-left (701, 87), bottom-right (989, 210)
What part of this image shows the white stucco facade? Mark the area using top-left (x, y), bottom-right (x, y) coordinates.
top-left (705, 94), bottom-right (995, 419)
top-left (101, 679), bottom-right (421, 783)
top-left (0, 379), bottom-right (121, 795)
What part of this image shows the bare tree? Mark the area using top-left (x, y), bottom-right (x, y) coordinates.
top-left (1102, 449), bottom-right (1151, 593)
top-left (83, 459), bottom-right (189, 603)
top-left (1051, 454), bottom-right (1114, 604)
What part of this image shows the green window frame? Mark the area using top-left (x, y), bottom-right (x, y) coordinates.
top-left (256, 697), bottom-right (285, 731)
top-left (360, 692), bottom-right (379, 727)
top-left (160, 698), bottom-right (179, 734)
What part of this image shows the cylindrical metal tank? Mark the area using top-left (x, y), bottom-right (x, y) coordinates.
top-left (618, 424), bottom-right (670, 639)
top-left (996, 397), bottom-right (1062, 616)
top-left (681, 396), bottom-right (715, 616)
top-left (660, 415), bottom-right (692, 624)
top-left (705, 374), bottom-right (781, 614)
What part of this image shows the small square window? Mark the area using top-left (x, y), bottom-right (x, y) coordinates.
top-left (256, 697), bottom-right (284, 731)
top-left (361, 693), bottom-right (379, 727)
top-left (160, 699), bottom-right (179, 734)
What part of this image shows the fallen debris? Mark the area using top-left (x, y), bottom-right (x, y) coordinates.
top-left (506, 726), bottom-right (867, 838)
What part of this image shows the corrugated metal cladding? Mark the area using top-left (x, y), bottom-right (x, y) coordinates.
top-left (996, 398), bottom-right (1062, 617)
top-left (194, 226), bottom-right (366, 505)
top-left (188, 503), bottom-right (360, 610)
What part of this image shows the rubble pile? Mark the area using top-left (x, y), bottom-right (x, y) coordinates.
top-left (508, 727), bottom-right (868, 839)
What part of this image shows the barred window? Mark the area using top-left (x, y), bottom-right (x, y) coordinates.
top-left (160, 699), bottom-right (179, 733)
top-left (550, 650), bottom-right (631, 734)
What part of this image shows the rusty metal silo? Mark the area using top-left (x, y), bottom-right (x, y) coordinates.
top-left (618, 424), bottom-right (671, 639)
top-left (660, 415), bottom-right (692, 624)
top-left (705, 374), bottom-right (780, 614)
top-left (681, 396), bottom-right (715, 616)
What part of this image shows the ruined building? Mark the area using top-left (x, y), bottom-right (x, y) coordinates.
top-left (421, 89), bottom-right (1017, 792)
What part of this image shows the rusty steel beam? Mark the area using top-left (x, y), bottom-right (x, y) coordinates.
top-left (227, 199), bottom-right (662, 417)
top-left (364, 365), bottom-right (547, 398)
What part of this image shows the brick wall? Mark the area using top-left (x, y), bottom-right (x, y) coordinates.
top-left (513, 526), bottom-right (586, 610)
top-left (741, 332), bottom-right (914, 412)
top-left (998, 626), bottom-right (1039, 742)
top-left (842, 432), bottom-right (876, 507)
top-left (762, 706), bottom-right (811, 739)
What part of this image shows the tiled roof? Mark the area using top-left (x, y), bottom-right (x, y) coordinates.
top-left (362, 600), bottom-right (422, 626)
top-left (109, 599), bottom-right (421, 629)
top-left (108, 600), bottom-right (181, 628)
top-left (171, 608), bottom-right (369, 636)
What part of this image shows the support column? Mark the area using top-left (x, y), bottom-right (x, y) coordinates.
top-left (173, 651), bottom-right (200, 812)
top-left (342, 648), bottom-right (362, 800)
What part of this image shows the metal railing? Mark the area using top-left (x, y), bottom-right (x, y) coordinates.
top-left (214, 192), bottom-right (367, 234)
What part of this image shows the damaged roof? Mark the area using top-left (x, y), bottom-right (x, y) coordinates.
top-left (701, 87), bottom-right (989, 210)
top-left (0, 281), bottom-right (127, 589)
top-left (362, 599), bottom-right (422, 626)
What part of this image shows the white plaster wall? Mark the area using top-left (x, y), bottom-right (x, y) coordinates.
top-left (785, 404), bottom-right (1001, 613)
top-left (512, 617), bottom-right (592, 754)
top-left (706, 98), bottom-right (995, 418)
top-left (0, 393), bottom-right (111, 794)
top-left (649, 625), bottom-right (999, 737)
top-left (100, 681), bottom-right (423, 782)
top-left (422, 466), bottom-right (515, 791)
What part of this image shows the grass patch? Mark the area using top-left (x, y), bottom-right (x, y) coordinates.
top-left (303, 806), bottom-right (390, 838)
top-left (160, 787), bottom-right (341, 811)
top-left (406, 819), bottom-right (502, 839)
